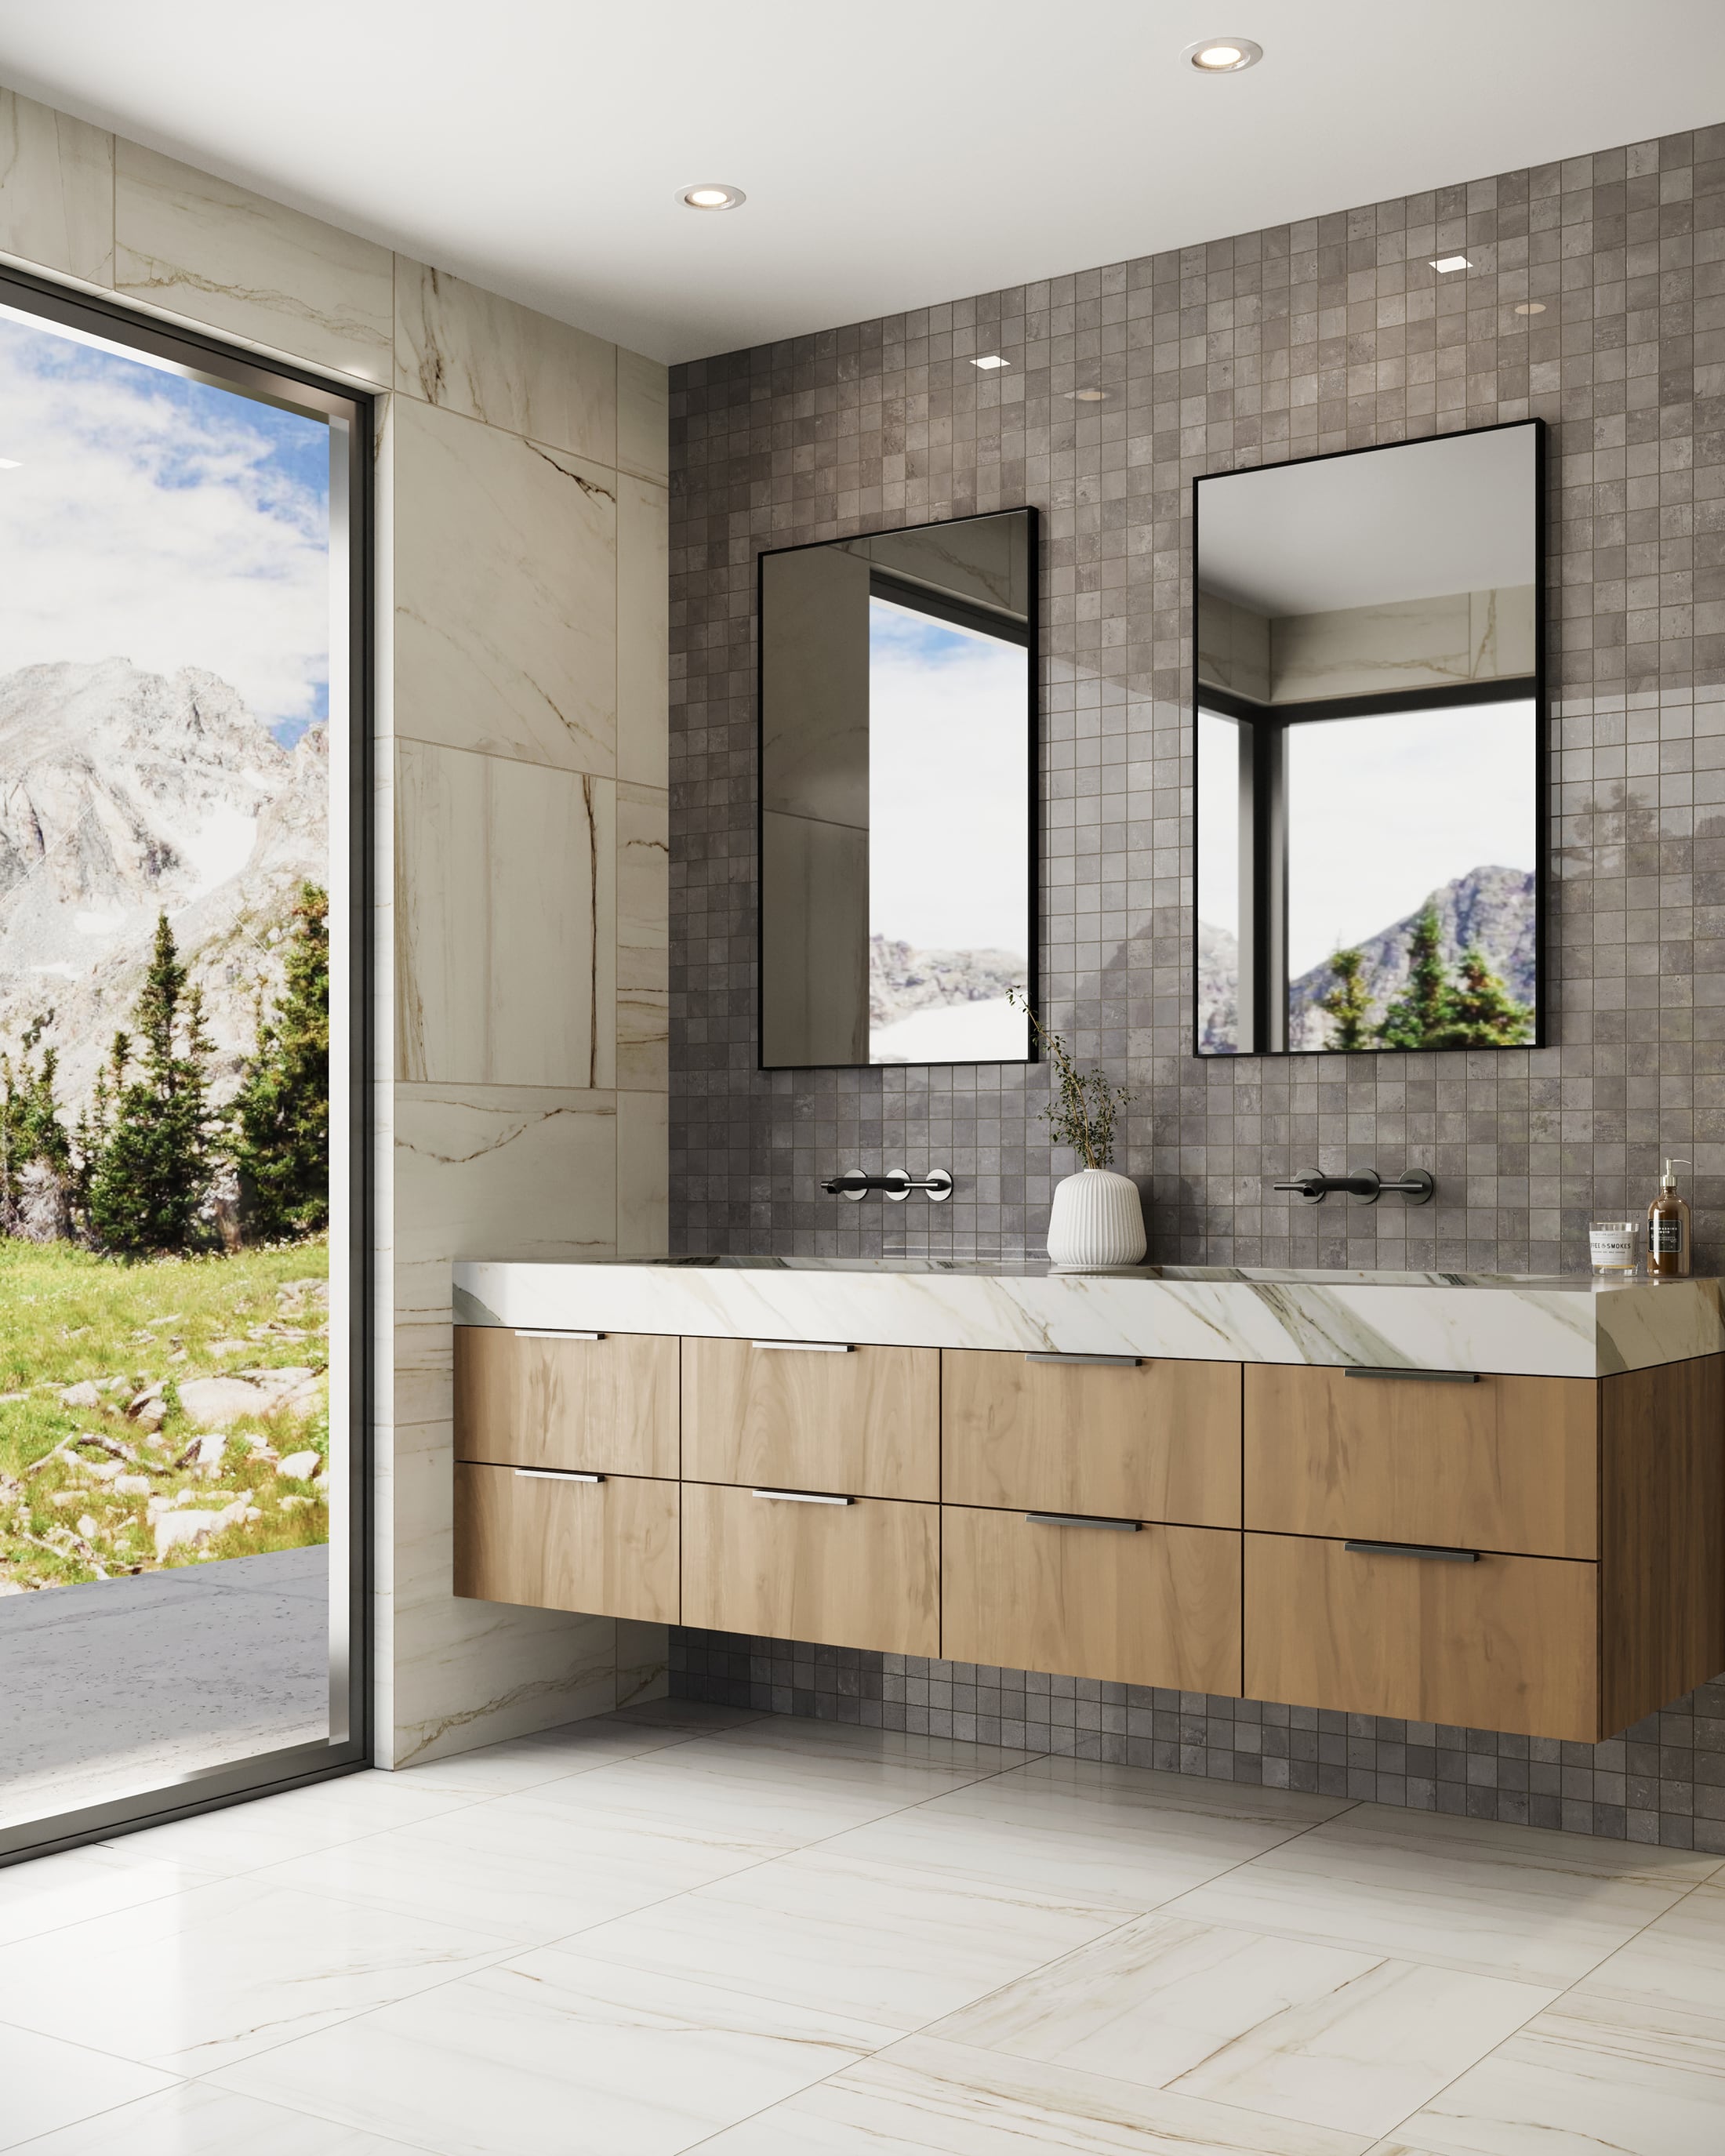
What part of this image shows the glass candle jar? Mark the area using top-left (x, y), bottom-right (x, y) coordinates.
top-left (1589, 1221), bottom-right (1640, 1276)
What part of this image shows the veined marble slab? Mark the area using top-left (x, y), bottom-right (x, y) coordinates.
top-left (451, 1257), bottom-right (1725, 1379)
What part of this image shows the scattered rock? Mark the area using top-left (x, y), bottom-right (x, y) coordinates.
top-left (176, 1376), bottom-right (273, 1428)
top-left (153, 1498), bottom-right (250, 1561)
top-left (277, 1450), bottom-right (321, 1481)
top-left (76, 1514), bottom-right (99, 1539)
top-left (130, 1397), bottom-right (167, 1432)
top-left (194, 1432), bottom-right (227, 1469)
top-left (113, 1475), bottom-right (151, 1496)
top-left (278, 1279), bottom-right (329, 1308)
top-left (58, 1381), bottom-right (100, 1409)
top-left (207, 1340), bottom-right (248, 1359)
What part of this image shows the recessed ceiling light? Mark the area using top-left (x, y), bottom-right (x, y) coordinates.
top-left (1515, 301), bottom-right (1546, 315)
top-left (972, 354), bottom-right (1010, 370)
top-left (1064, 389), bottom-right (1109, 402)
top-left (679, 183), bottom-right (745, 211)
top-left (1183, 35), bottom-right (1262, 71)
top-left (1430, 254), bottom-right (1473, 274)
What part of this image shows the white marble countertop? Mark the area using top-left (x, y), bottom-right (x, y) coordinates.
top-left (452, 1256), bottom-right (1725, 1379)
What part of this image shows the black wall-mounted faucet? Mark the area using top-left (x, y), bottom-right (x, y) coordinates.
top-left (1273, 1168), bottom-right (1436, 1206)
top-left (823, 1168), bottom-right (955, 1203)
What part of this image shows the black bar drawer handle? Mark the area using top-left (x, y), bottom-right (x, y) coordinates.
top-left (514, 1468), bottom-right (604, 1483)
top-left (751, 1488), bottom-right (853, 1505)
top-left (1345, 1538), bottom-right (1479, 1563)
top-left (1024, 1352), bottom-right (1142, 1369)
top-left (1342, 1367), bottom-right (1479, 1384)
top-left (1026, 1512), bottom-right (1141, 1532)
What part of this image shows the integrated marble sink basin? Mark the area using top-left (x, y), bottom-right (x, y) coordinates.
top-left (453, 1255), bottom-right (1725, 1379)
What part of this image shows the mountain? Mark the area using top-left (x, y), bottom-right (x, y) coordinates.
top-left (1197, 865), bottom-right (1536, 1053)
top-left (0, 659), bottom-right (327, 1109)
top-left (869, 935), bottom-right (1026, 1029)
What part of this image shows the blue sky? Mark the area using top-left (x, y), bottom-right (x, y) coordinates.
top-left (0, 306), bottom-right (331, 743)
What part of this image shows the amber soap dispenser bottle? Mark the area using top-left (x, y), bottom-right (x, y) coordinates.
top-left (1647, 1157), bottom-right (1693, 1279)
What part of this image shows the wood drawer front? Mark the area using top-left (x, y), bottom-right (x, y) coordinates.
top-left (454, 1463), bottom-right (679, 1625)
top-left (1244, 1365), bottom-right (1596, 1559)
top-left (943, 1352), bottom-right (1240, 1526)
top-left (681, 1481), bottom-right (939, 1657)
top-left (681, 1338), bottom-right (938, 1500)
top-left (942, 1505), bottom-right (1241, 1695)
top-left (454, 1326), bottom-right (679, 1479)
top-left (1244, 1533), bottom-right (1598, 1741)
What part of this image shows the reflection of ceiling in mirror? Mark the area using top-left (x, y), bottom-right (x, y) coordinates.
top-left (1197, 426), bottom-right (1535, 615)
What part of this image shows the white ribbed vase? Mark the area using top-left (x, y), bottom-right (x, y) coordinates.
top-left (1046, 1167), bottom-right (1146, 1269)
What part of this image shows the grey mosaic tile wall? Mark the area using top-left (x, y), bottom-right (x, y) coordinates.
top-left (667, 124), bottom-right (1725, 1846)
top-left (670, 1635), bottom-right (1725, 1854)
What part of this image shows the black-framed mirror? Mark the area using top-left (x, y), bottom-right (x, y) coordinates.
top-left (1194, 420), bottom-right (1544, 1057)
top-left (757, 507), bottom-right (1038, 1069)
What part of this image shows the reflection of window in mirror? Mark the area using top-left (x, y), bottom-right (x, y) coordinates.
top-left (759, 509), bottom-right (1038, 1070)
top-left (1193, 422), bottom-right (1543, 1058)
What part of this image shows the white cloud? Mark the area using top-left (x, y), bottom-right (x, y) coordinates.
top-left (0, 312), bottom-right (328, 731)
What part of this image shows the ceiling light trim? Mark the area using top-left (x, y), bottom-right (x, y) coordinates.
top-left (680, 182), bottom-right (746, 211)
top-left (1429, 253), bottom-right (1473, 273)
top-left (1182, 36), bottom-right (1263, 72)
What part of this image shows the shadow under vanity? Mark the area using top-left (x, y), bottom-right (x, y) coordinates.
top-left (450, 1258), bottom-right (1725, 1750)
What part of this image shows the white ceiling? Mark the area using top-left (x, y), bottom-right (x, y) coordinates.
top-left (1199, 426), bottom-right (1537, 615)
top-left (1, 2), bottom-right (1721, 365)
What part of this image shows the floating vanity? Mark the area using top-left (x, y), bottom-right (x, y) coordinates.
top-left (450, 1258), bottom-right (1725, 1744)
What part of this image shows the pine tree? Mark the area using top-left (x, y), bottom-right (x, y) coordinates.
top-left (87, 916), bottom-right (219, 1253)
top-left (1375, 906), bottom-right (1454, 1050)
top-left (1318, 948), bottom-right (1373, 1051)
top-left (71, 1033), bottom-right (127, 1228)
top-left (232, 883), bottom-right (329, 1241)
top-left (1, 1015), bottom-right (72, 1233)
top-left (1425, 947), bottom-right (1535, 1048)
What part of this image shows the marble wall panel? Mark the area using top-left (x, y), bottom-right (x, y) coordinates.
top-left (619, 1089), bottom-right (670, 1254)
top-left (617, 781), bottom-right (669, 1090)
top-left (392, 398), bottom-right (617, 775)
top-left (619, 474), bottom-right (671, 789)
top-left (395, 740), bottom-right (616, 1089)
top-left (0, 87), bottom-right (112, 285)
top-left (112, 139), bottom-right (393, 383)
top-left (392, 1083), bottom-right (619, 1341)
top-left (394, 258), bottom-right (617, 465)
top-left (618, 347), bottom-right (670, 485)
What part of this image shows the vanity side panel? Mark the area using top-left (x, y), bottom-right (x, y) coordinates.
top-left (1598, 1352), bottom-right (1725, 1736)
top-left (942, 1352), bottom-right (1241, 1525)
top-left (453, 1324), bottom-right (680, 1478)
top-left (1244, 1365), bottom-right (1597, 1559)
top-left (681, 1337), bottom-right (939, 1499)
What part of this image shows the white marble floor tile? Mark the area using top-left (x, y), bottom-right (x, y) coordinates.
top-left (12, 2080), bottom-right (437, 2154)
top-left (602, 1698), bottom-right (765, 1733)
top-left (393, 1715), bottom-right (697, 1796)
top-left (507, 1732), bottom-right (1011, 1856)
top-left (935, 1909), bottom-right (1552, 2131)
top-left (1164, 1802), bottom-right (1712, 1987)
top-left (821, 1755), bottom-right (1336, 1912)
top-left (1390, 2028), bottom-right (1725, 2154)
top-left (568, 1845), bottom-right (1128, 2038)
top-left (693, 2032), bottom-right (1375, 2154)
top-left (1531, 1878), bottom-right (1725, 2071)
top-left (260, 1784), bottom-right (768, 1944)
top-left (0, 2020), bottom-right (177, 2151)
top-left (88, 1770), bottom-right (477, 1878)
top-left (714, 1716), bottom-right (1030, 1777)
top-left (0, 1875), bottom-right (510, 2075)
top-left (214, 1944), bottom-right (888, 2156)
top-left (0, 1841), bottom-right (222, 1949)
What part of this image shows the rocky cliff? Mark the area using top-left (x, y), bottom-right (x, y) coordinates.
top-left (0, 659), bottom-right (328, 1107)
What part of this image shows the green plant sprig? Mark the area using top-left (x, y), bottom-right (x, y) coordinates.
top-left (1008, 988), bottom-right (1134, 1171)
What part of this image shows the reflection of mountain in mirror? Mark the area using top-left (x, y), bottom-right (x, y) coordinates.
top-left (759, 507), bottom-right (1038, 1069)
top-left (1193, 422), bottom-right (1543, 1056)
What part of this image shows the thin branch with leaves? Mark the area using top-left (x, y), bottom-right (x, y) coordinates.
top-left (1008, 988), bottom-right (1134, 1170)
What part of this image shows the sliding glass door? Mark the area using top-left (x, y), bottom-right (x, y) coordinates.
top-left (0, 268), bottom-right (369, 1858)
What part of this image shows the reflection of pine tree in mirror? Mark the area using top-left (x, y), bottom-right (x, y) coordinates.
top-left (1322, 904), bottom-right (1533, 1051)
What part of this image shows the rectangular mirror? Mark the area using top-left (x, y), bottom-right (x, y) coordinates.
top-left (1195, 421), bottom-right (1544, 1056)
top-left (758, 507), bottom-right (1037, 1068)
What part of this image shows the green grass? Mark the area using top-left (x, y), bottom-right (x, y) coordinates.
top-left (0, 1238), bottom-right (329, 1592)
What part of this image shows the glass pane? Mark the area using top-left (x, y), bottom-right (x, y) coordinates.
top-left (866, 596), bottom-right (1030, 1063)
top-left (1286, 700), bottom-right (1537, 1051)
top-left (0, 299), bottom-right (349, 1828)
